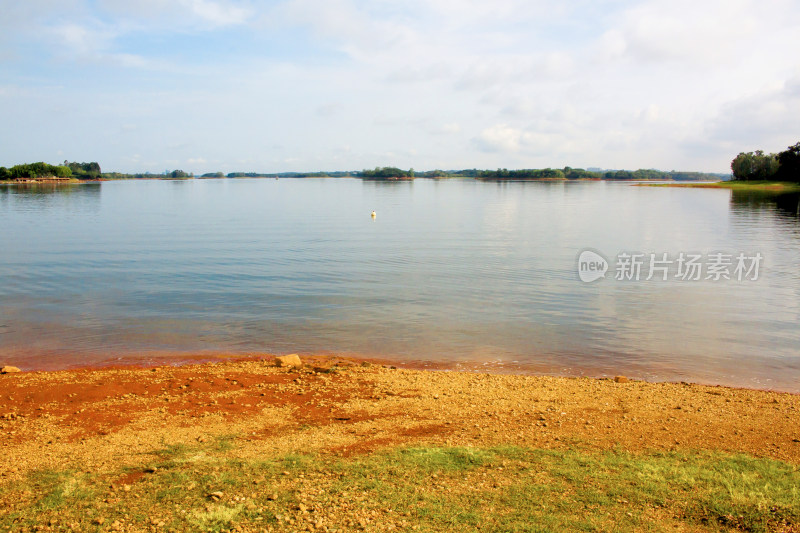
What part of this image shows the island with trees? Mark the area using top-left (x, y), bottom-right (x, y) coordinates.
top-left (0, 161), bottom-right (102, 182)
top-left (360, 167), bottom-right (415, 180)
top-left (0, 162), bottom-right (73, 181)
top-left (731, 142), bottom-right (799, 183)
top-left (644, 142), bottom-right (800, 190)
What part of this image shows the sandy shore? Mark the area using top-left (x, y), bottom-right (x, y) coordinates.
top-left (1, 354), bottom-right (799, 485)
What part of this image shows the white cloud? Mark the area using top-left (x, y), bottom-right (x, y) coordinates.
top-left (49, 23), bottom-right (156, 68)
top-left (702, 76), bottom-right (800, 150)
top-left (279, 0), bottom-right (421, 62)
top-left (595, 0), bottom-right (795, 67)
top-left (440, 122), bottom-right (461, 134)
top-left (96, 0), bottom-right (251, 28)
top-left (474, 124), bottom-right (533, 153)
top-left (179, 0), bottom-right (251, 26)
top-left (53, 23), bottom-right (98, 55)
top-left (3, 0), bottom-right (800, 173)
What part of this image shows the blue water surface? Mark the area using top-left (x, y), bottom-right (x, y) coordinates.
top-left (1, 178), bottom-right (798, 391)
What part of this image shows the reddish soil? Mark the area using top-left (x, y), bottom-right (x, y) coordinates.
top-left (1, 354), bottom-right (799, 482)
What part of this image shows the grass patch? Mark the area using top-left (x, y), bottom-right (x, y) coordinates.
top-left (188, 502), bottom-right (245, 531)
top-left (0, 445), bottom-right (797, 532)
top-left (640, 180), bottom-right (800, 191)
top-left (214, 434), bottom-right (237, 453)
top-left (152, 441), bottom-right (191, 461)
top-left (392, 446), bottom-right (494, 472)
top-left (29, 469), bottom-right (95, 512)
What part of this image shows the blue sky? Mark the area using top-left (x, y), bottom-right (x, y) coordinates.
top-left (1, 0), bottom-right (799, 174)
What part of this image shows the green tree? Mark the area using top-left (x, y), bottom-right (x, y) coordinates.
top-left (7, 162), bottom-right (71, 179)
top-left (64, 161), bottom-right (101, 178)
top-left (539, 168), bottom-right (565, 179)
top-left (423, 169), bottom-right (447, 178)
top-left (361, 167), bottom-right (412, 179)
top-left (731, 152), bottom-right (753, 180)
top-left (776, 142), bottom-right (800, 183)
top-left (731, 151), bottom-right (779, 181)
top-left (54, 165), bottom-right (72, 178)
top-left (563, 167), bottom-right (602, 180)
top-left (604, 170), bottom-right (634, 180)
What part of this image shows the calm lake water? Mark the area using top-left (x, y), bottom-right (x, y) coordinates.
top-left (1, 178), bottom-right (799, 391)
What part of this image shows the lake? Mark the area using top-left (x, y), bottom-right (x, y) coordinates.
top-left (1, 178), bottom-right (798, 391)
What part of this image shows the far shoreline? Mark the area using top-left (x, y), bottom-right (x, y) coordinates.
top-left (2, 176), bottom-right (731, 185)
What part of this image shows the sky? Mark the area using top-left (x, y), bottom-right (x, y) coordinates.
top-left (1, 0), bottom-right (799, 174)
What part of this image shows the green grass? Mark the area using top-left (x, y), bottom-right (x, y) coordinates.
top-left (1, 443), bottom-right (798, 532)
top-left (640, 180), bottom-right (800, 191)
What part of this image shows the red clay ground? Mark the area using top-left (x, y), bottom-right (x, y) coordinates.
top-left (1, 355), bottom-right (799, 482)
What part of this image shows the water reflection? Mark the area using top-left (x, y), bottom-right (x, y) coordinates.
top-left (1, 182), bottom-right (100, 194)
top-left (361, 179), bottom-right (414, 187)
top-left (0, 182), bottom-right (101, 208)
top-left (730, 190), bottom-right (800, 222)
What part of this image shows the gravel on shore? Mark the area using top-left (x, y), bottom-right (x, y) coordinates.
top-left (1, 355), bottom-right (799, 482)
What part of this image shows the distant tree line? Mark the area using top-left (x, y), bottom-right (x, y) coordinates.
top-left (217, 166), bottom-right (722, 181)
top-left (360, 167), bottom-right (415, 179)
top-left (102, 169), bottom-right (192, 179)
top-left (602, 169), bottom-right (720, 181)
top-left (731, 142), bottom-right (800, 182)
top-left (225, 172), bottom-right (264, 178)
top-left (474, 167), bottom-right (721, 181)
top-left (0, 161), bottom-right (104, 181)
top-left (103, 172), bottom-right (158, 179)
top-left (65, 161), bottom-right (101, 179)
top-left (0, 162), bottom-right (73, 180)
top-left (1, 161), bottom-right (731, 183)
top-left (167, 170), bottom-right (191, 178)
top-left (478, 168), bottom-right (567, 180)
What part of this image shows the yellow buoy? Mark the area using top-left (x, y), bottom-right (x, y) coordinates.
top-left (371, 211), bottom-right (376, 218)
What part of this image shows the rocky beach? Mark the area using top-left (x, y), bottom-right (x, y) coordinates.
top-left (1, 355), bottom-right (799, 531)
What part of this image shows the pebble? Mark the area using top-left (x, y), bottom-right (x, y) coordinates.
top-left (614, 376), bottom-right (629, 383)
top-left (276, 354), bottom-right (303, 368)
top-left (0, 366), bottom-right (21, 374)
